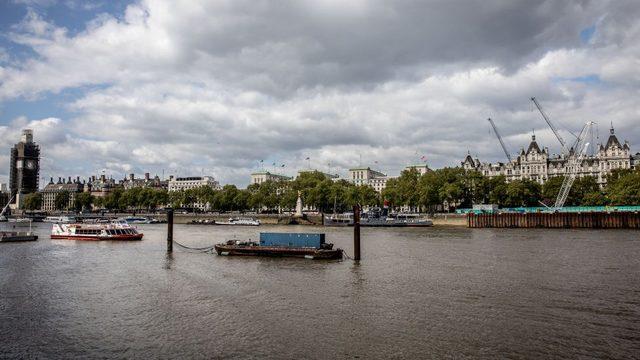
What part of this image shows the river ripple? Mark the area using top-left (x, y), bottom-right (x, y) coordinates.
top-left (1, 223), bottom-right (639, 359)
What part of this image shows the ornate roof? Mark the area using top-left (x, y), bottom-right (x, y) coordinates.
top-left (605, 127), bottom-right (622, 150)
top-left (526, 135), bottom-right (543, 155)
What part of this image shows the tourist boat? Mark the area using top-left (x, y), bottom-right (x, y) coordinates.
top-left (214, 232), bottom-right (342, 260)
top-left (118, 216), bottom-right (164, 224)
top-left (43, 215), bottom-right (76, 223)
top-left (216, 217), bottom-right (261, 226)
top-left (51, 221), bottom-right (143, 241)
top-left (0, 231), bottom-right (38, 242)
top-left (7, 217), bottom-right (33, 226)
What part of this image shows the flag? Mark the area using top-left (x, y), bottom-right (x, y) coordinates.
top-left (305, 157), bottom-right (310, 160)
top-left (260, 160), bottom-right (263, 163)
top-left (281, 164), bottom-right (285, 167)
top-left (272, 162), bottom-right (276, 166)
top-left (420, 155), bottom-right (426, 160)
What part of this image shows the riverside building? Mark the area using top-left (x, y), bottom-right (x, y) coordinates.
top-left (122, 173), bottom-right (168, 190)
top-left (168, 176), bottom-right (221, 211)
top-left (348, 167), bottom-right (389, 192)
top-left (463, 126), bottom-right (633, 187)
top-left (250, 171), bottom-right (292, 185)
top-left (41, 177), bottom-right (84, 211)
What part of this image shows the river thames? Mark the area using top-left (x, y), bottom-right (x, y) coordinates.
top-left (1, 223), bottom-right (639, 358)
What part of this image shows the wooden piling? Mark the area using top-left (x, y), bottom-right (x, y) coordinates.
top-left (167, 208), bottom-right (174, 252)
top-left (353, 205), bottom-right (361, 261)
top-left (467, 211), bottom-right (640, 229)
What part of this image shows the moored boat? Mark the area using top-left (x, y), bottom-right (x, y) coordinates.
top-left (51, 221), bottom-right (143, 241)
top-left (324, 208), bottom-right (433, 227)
top-left (216, 217), bottom-right (261, 226)
top-left (0, 231), bottom-right (38, 242)
top-left (44, 215), bottom-right (76, 223)
top-left (214, 232), bottom-right (342, 259)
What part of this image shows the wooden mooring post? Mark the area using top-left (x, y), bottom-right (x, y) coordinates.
top-left (167, 208), bottom-right (174, 252)
top-left (353, 204), bottom-right (361, 261)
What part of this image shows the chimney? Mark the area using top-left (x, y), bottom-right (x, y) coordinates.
top-left (49, 177), bottom-right (53, 184)
top-left (57, 177), bottom-right (62, 184)
top-left (76, 176), bottom-right (80, 183)
top-left (68, 176), bottom-right (72, 184)
top-left (169, 175), bottom-right (174, 181)
top-left (91, 175), bottom-right (96, 182)
top-left (100, 174), bottom-right (106, 182)
top-left (144, 173), bottom-right (150, 181)
top-left (129, 173), bottom-right (134, 181)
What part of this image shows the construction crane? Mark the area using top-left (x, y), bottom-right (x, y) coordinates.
top-left (530, 97), bottom-right (577, 153)
top-left (487, 118), bottom-right (512, 162)
top-left (554, 121), bottom-right (595, 209)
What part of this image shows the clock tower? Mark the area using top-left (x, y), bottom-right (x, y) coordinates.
top-left (9, 129), bottom-right (40, 205)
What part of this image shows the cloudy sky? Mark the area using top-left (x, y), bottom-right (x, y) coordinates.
top-left (0, 0), bottom-right (638, 187)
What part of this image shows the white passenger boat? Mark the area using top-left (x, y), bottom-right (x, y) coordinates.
top-left (43, 215), bottom-right (76, 223)
top-left (51, 221), bottom-right (143, 241)
top-left (216, 217), bottom-right (261, 226)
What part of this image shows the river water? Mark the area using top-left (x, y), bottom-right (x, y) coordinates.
top-left (1, 223), bottom-right (639, 359)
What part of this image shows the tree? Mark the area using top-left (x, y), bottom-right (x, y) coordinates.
top-left (607, 170), bottom-right (640, 205)
top-left (542, 175), bottom-right (600, 206)
top-left (55, 191), bottom-right (70, 211)
top-left (74, 192), bottom-right (94, 211)
top-left (504, 179), bottom-right (541, 207)
top-left (23, 192), bottom-right (42, 210)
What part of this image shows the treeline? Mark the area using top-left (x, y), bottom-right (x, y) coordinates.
top-left (382, 167), bottom-right (640, 209)
top-left (22, 168), bottom-right (640, 213)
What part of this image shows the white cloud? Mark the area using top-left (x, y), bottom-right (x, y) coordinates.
top-left (0, 0), bottom-right (639, 186)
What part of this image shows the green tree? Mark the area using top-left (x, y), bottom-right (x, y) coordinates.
top-left (504, 179), bottom-right (541, 207)
top-left (55, 190), bottom-right (70, 211)
top-left (23, 192), bottom-right (42, 210)
top-left (607, 170), bottom-right (640, 205)
top-left (74, 192), bottom-right (94, 211)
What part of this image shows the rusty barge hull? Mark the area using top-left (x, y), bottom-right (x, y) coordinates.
top-left (467, 212), bottom-right (640, 229)
top-left (214, 244), bottom-right (342, 259)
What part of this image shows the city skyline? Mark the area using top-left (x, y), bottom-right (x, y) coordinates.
top-left (0, 1), bottom-right (639, 187)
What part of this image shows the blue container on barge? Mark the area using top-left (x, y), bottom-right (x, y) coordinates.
top-left (259, 233), bottom-right (325, 248)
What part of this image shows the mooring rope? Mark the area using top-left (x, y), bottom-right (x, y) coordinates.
top-left (341, 249), bottom-right (353, 260)
top-left (173, 240), bottom-right (217, 253)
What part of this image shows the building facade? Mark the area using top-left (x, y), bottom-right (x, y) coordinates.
top-left (250, 171), bottom-right (293, 185)
top-left (9, 129), bottom-right (40, 206)
top-left (404, 164), bottom-right (431, 176)
top-left (168, 176), bottom-right (221, 211)
top-left (348, 167), bottom-right (389, 192)
top-left (122, 173), bottom-right (168, 190)
top-left (41, 177), bottom-right (83, 211)
top-left (168, 176), bottom-right (221, 192)
top-left (463, 127), bottom-right (633, 186)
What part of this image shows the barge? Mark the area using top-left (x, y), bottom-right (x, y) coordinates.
top-left (0, 231), bottom-right (38, 242)
top-left (214, 232), bottom-right (342, 260)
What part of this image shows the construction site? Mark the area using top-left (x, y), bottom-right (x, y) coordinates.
top-left (464, 97), bottom-right (639, 228)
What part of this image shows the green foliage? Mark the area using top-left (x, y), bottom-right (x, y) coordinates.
top-left (23, 192), bottom-right (42, 210)
top-left (54, 191), bottom-right (70, 210)
top-left (607, 170), bottom-right (640, 205)
top-left (504, 179), bottom-right (541, 207)
top-left (74, 192), bottom-right (94, 211)
top-left (543, 176), bottom-right (602, 206)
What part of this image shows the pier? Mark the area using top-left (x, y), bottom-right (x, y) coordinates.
top-left (467, 211), bottom-right (640, 229)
